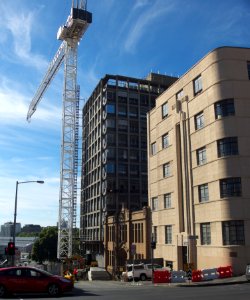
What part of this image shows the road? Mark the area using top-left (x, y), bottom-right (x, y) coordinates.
top-left (5, 280), bottom-right (250, 300)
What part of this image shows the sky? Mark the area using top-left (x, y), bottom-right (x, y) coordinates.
top-left (0, 0), bottom-right (250, 228)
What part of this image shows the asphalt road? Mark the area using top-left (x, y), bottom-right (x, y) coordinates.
top-left (4, 280), bottom-right (250, 300)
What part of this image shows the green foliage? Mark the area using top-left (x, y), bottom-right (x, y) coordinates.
top-left (31, 226), bottom-right (58, 263)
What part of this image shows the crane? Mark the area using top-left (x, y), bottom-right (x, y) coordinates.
top-left (27, 0), bottom-right (92, 259)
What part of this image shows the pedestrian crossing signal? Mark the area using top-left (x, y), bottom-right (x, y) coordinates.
top-left (8, 242), bottom-right (15, 256)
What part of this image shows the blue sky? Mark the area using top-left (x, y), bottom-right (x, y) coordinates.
top-left (0, 0), bottom-right (250, 227)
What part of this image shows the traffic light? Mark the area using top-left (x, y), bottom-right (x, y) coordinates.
top-left (8, 242), bottom-right (15, 256)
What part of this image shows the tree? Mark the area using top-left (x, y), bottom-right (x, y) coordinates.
top-left (31, 226), bottom-right (58, 263)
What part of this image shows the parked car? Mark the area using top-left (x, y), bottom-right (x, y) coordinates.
top-left (126, 263), bottom-right (162, 281)
top-left (0, 266), bottom-right (73, 297)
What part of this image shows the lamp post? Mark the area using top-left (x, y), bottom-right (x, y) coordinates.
top-left (12, 180), bottom-right (44, 266)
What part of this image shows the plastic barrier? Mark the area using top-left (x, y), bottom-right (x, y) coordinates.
top-left (202, 268), bottom-right (219, 281)
top-left (217, 266), bottom-right (232, 279)
top-left (171, 270), bottom-right (186, 283)
top-left (192, 270), bottom-right (203, 282)
top-left (153, 270), bottom-right (171, 283)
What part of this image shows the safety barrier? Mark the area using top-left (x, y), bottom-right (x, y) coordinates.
top-left (153, 270), bottom-right (171, 283)
top-left (192, 270), bottom-right (203, 282)
top-left (217, 266), bottom-right (233, 279)
top-left (171, 270), bottom-right (186, 283)
top-left (202, 268), bottom-right (219, 281)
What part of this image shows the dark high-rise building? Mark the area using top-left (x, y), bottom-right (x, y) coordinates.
top-left (80, 73), bottom-right (177, 258)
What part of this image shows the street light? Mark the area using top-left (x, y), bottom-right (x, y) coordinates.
top-left (12, 180), bottom-right (44, 265)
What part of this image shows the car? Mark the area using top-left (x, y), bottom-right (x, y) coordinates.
top-left (0, 266), bottom-right (73, 297)
top-left (126, 263), bottom-right (163, 281)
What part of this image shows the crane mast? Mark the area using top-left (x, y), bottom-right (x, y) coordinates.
top-left (27, 1), bottom-right (92, 259)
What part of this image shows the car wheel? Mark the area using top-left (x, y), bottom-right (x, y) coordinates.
top-left (48, 283), bottom-right (61, 297)
top-left (140, 274), bottom-right (147, 281)
top-left (0, 285), bottom-right (6, 298)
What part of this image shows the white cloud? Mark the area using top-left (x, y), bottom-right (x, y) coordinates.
top-left (124, 0), bottom-right (175, 53)
top-left (0, 2), bottom-right (47, 70)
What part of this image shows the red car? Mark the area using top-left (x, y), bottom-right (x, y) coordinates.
top-left (0, 266), bottom-right (73, 297)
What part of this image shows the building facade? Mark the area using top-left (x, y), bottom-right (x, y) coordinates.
top-left (81, 73), bottom-right (177, 259)
top-left (148, 47), bottom-right (250, 274)
top-left (0, 222), bottom-right (21, 237)
top-left (104, 206), bottom-right (152, 275)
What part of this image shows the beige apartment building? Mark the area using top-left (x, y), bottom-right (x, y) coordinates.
top-left (148, 46), bottom-right (250, 274)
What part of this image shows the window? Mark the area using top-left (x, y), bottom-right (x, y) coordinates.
top-left (165, 225), bottom-right (172, 244)
top-left (130, 164), bottom-right (139, 176)
top-left (118, 134), bottom-right (127, 146)
top-left (217, 137), bottom-right (238, 157)
top-left (214, 99), bottom-right (235, 119)
top-left (220, 177), bottom-right (241, 198)
top-left (176, 89), bottom-right (184, 100)
top-left (107, 163), bottom-right (115, 174)
top-left (118, 164), bottom-right (128, 175)
top-left (152, 197), bottom-right (158, 211)
top-left (163, 162), bottom-right (171, 177)
top-left (162, 102), bottom-right (168, 118)
top-left (247, 61), bottom-right (250, 80)
top-left (118, 105), bottom-right (127, 117)
top-left (195, 111), bottom-right (204, 130)
top-left (106, 104), bottom-right (115, 114)
top-left (222, 220), bottom-right (245, 245)
top-left (193, 75), bottom-right (202, 95)
top-left (130, 135), bottom-right (139, 147)
top-left (107, 119), bottom-right (116, 129)
top-left (198, 183), bottom-right (209, 202)
top-left (118, 119), bottom-right (128, 131)
top-left (118, 149), bottom-right (127, 160)
top-left (197, 147), bottom-right (207, 165)
top-left (164, 193), bottom-right (171, 208)
top-left (200, 223), bottom-right (211, 245)
top-left (129, 106), bottom-right (138, 118)
top-left (130, 150), bottom-right (139, 160)
top-left (162, 133), bottom-right (169, 149)
top-left (151, 142), bottom-right (156, 155)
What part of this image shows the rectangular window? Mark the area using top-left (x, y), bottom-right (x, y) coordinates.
top-left (176, 89), bottom-right (184, 100)
top-left (162, 133), bottom-right (169, 149)
top-left (152, 197), bottom-right (158, 211)
top-left (197, 147), bottom-right (207, 165)
top-left (118, 105), bottom-right (127, 117)
top-left (220, 177), bottom-right (241, 198)
top-left (118, 119), bottom-right (128, 131)
top-left (151, 142), bottom-right (156, 155)
top-left (198, 183), bottom-right (209, 202)
top-left (201, 223), bottom-right (211, 245)
top-left (195, 111), bottom-right (204, 130)
top-left (165, 225), bottom-right (172, 244)
top-left (214, 99), bottom-right (235, 119)
top-left (163, 162), bottom-right (171, 177)
top-left (130, 135), bottom-right (139, 147)
top-left (193, 75), bottom-right (202, 95)
top-left (222, 220), bottom-right (245, 245)
top-left (217, 137), bottom-right (238, 157)
top-left (164, 193), bottom-right (171, 208)
top-left (162, 102), bottom-right (168, 118)
top-left (106, 103), bottom-right (116, 114)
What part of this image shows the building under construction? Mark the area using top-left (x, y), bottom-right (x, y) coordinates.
top-left (80, 73), bottom-right (177, 260)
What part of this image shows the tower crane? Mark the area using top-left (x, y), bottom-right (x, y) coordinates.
top-left (27, 0), bottom-right (92, 259)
